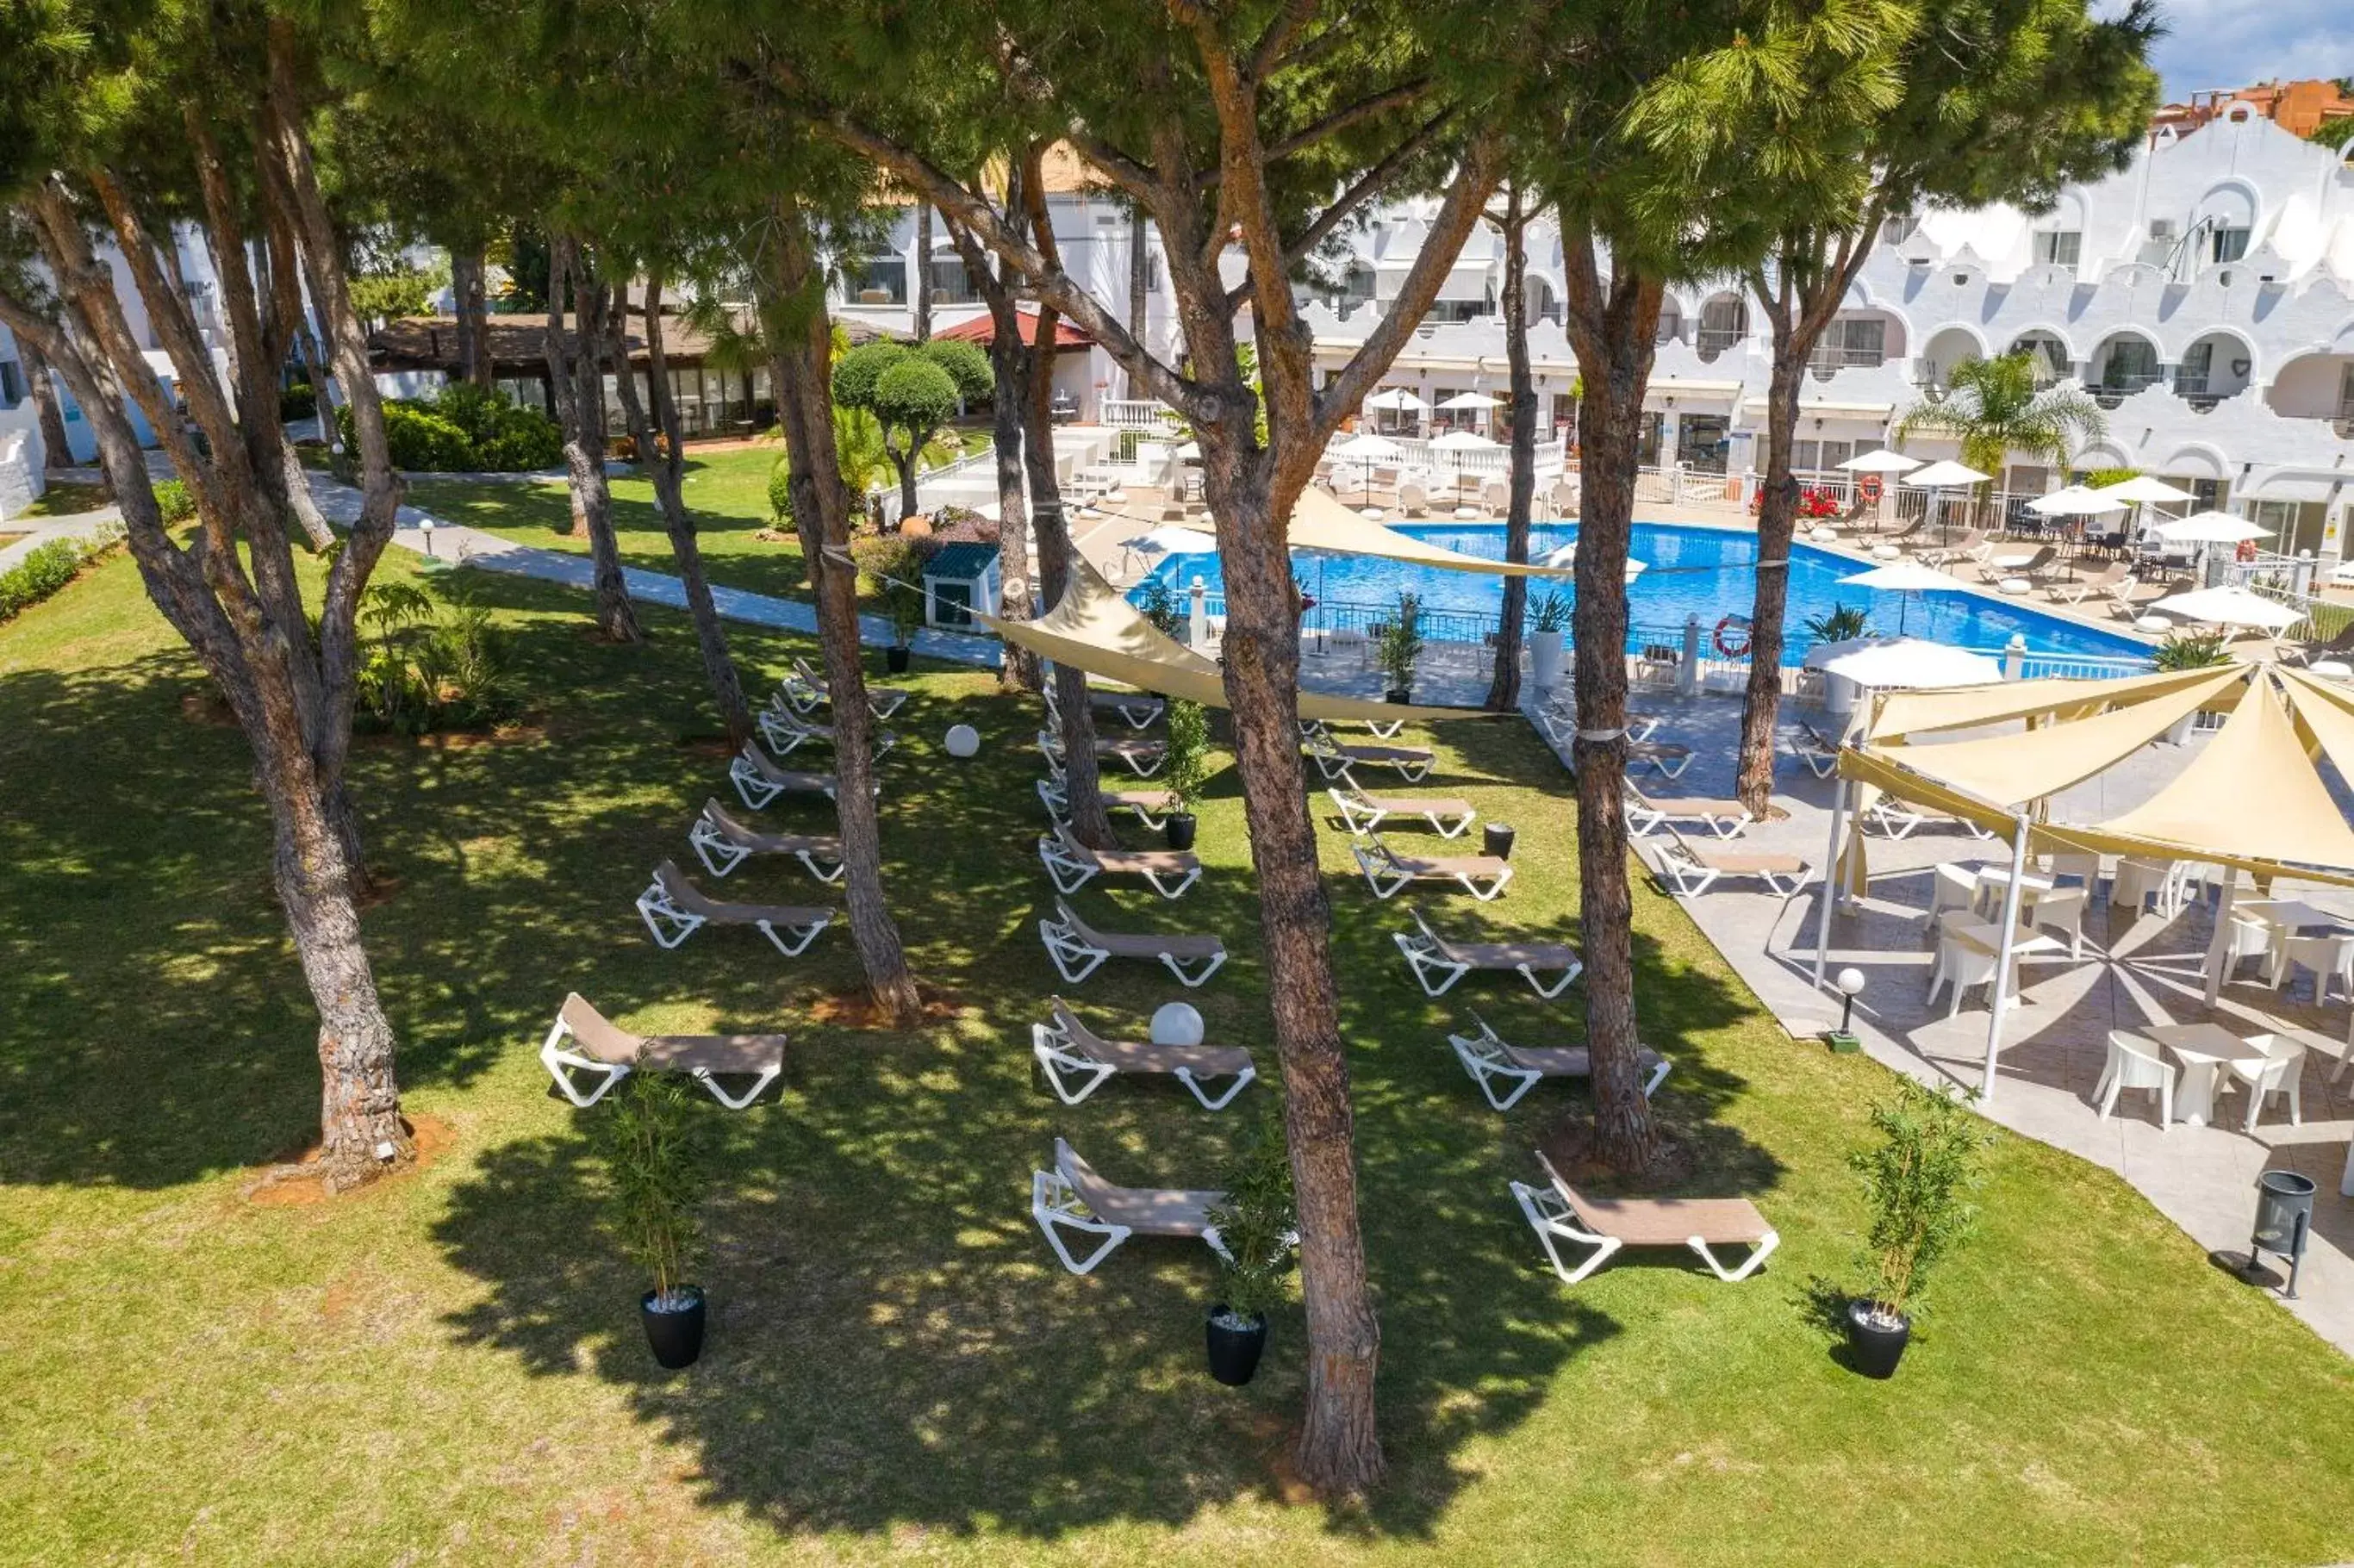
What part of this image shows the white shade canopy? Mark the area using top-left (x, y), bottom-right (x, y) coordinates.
top-left (1436, 391), bottom-right (1499, 410)
top-left (1838, 561), bottom-right (1965, 592)
top-left (1131, 526), bottom-right (1220, 556)
top-left (2152, 511), bottom-right (2272, 544)
top-left (2026, 484), bottom-right (2128, 517)
top-left (1811, 636), bottom-right (2006, 688)
top-left (1366, 389), bottom-right (1428, 412)
top-left (2151, 585), bottom-right (2303, 631)
top-left (2096, 475), bottom-right (2198, 505)
top-left (1837, 448), bottom-right (1922, 475)
top-left (1901, 460), bottom-right (1993, 488)
top-left (1430, 429), bottom-right (1498, 451)
top-left (1329, 432), bottom-right (1404, 459)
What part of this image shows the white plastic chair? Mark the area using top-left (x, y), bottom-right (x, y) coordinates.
top-left (2029, 885), bottom-right (2089, 960)
top-left (1927, 864), bottom-right (1978, 932)
top-left (1926, 929), bottom-right (2006, 1017)
top-left (2271, 929), bottom-right (2354, 1004)
top-left (2094, 1031), bottom-right (2175, 1130)
top-left (2222, 1035), bottom-right (2306, 1132)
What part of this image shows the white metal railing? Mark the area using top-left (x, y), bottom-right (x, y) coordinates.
top-left (1102, 399), bottom-right (1178, 432)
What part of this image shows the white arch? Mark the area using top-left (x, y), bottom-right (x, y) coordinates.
top-left (1921, 321), bottom-right (1991, 359)
top-left (2076, 440), bottom-right (2131, 469)
top-left (2005, 323), bottom-right (2079, 369)
top-left (2163, 443), bottom-right (2230, 479)
top-left (2192, 178), bottom-right (2260, 233)
top-left (2173, 323), bottom-right (2264, 384)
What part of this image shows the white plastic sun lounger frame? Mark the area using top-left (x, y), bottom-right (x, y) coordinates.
top-left (728, 743), bottom-right (850, 812)
top-left (1036, 728), bottom-right (1167, 780)
top-left (1037, 899), bottom-right (1226, 988)
top-left (1392, 906), bottom-right (1580, 999)
top-left (1448, 1014), bottom-right (1669, 1111)
top-left (1509, 1155), bottom-right (1779, 1285)
top-left (1621, 781), bottom-right (1751, 841)
top-left (757, 699), bottom-right (900, 762)
top-left (1326, 785), bottom-right (1475, 838)
top-left (1042, 681), bottom-right (1163, 731)
top-left (1304, 731), bottom-right (1432, 785)
top-left (688, 802), bottom-right (846, 884)
top-left (1865, 797), bottom-right (1992, 842)
top-left (1650, 837), bottom-right (1815, 900)
top-left (1353, 837), bottom-right (1511, 902)
top-left (1030, 1010), bottom-right (1256, 1110)
top-left (1029, 1167), bottom-right (1232, 1276)
top-left (634, 870), bottom-right (834, 956)
top-left (1036, 777), bottom-right (1175, 831)
top-left (537, 1014), bottom-right (780, 1111)
top-left (1037, 825), bottom-right (1201, 900)
top-left (782, 656), bottom-right (909, 719)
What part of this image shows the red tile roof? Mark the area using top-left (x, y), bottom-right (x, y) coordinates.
top-left (933, 308), bottom-right (1093, 351)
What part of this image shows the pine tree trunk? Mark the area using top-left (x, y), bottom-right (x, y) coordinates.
top-left (19, 339), bottom-right (73, 464)
top-left (913, 206), bottom-right (933, 343)
top-left (1126, 210), bottom-right (1149, 397)
top-left (766, 209), bottom-right (922, 1024)
top-left (612, 275), bottom-right (753, 744)
top-left (895, 448), bottom-right (921, 525)
top-left (1485, 199), bottom-right (1535, 712)
top-left (1568, 351), bottom-right (1662, 1176)
top-left (1022, 305), bottom-right (1115, 849)
top-left (986, 326), bottom-right (1040, 693)
top-left (451, 247), bottom-right (492, 389)
top-left (545, 238), bottom-right (639, 642)
top-left (1735, 350), bottom-right (1808, 818)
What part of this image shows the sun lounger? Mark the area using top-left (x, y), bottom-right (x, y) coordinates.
top-left (635, 859), bottom-right (835, 955)
top-left (1789, 719), bottom-right (1843, 779)
top-left (1037, 728), bottom-right (1168, 779)
top-left (1031, 1137), bottom-right (1231, 1275)
top-left (539, 992), bottom-right (785, 1110)
top-left (1392, 905), bottom-right (1580, 999)
top-left (687, 797), bottom-right (844, 882)
top-left (1037, 821), bottom-right (1202, 899)
top-left (1038, 896), bottom-right (1227, 987)
top-left (1031, 998), bottom-right (1256, 1109)
top-left (1035, 776), bottom-right (1183, 830)
top-left (757, 695), bottom-right (900, 760)
top-left (1647, 827), bottom-right (1813, 898)
top-left (1510, 1151), bottom-right (1779, 1285)
top-left (1447, 1014), bottom-right (1671, 1109)
top-left (1353, 836), bottom-right (1512, 901)
top-left (1304, 729), bottom-right (1435, 784)
top-left (1622, 778), bottom-right (1751, 840)
top-left (1865, 797), bottom-right (1992, 841)
top-left (1043, 681), bottom-right (1163, 731)
top-left (782, 655), bottom-right (909, 719)
top-left (730, 740), bottom-right (868, 812)
top-left (2045, 560), bottom-right (2131, 607)
top-left (1326, 783), bottom-right (1476, 838)
top-left (1541, 698), bottom-right (1662, 744)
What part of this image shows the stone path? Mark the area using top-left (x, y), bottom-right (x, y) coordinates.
top-left (0, 506), bottom-right (121, 574)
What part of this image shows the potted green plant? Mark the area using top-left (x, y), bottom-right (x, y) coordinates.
top-left (2152, 632), bottom-right (2231, 744)
top-left (883, 577), bottom-right (923, 674)
top-left (1202, 1122), bottom-right (1295, 1387)
top-left (1528, 588), bottom-right (1569, 690)
top-left (1803, 602), bottom-right (1873, 647)
top-left (1376, 591), bottom-right (1424, 704)
top-left (594, 1072), bottom-right (712, 1370)
top-left (1845, 1080), bottom-right (1995, 1378)
top-left (1160, 698), bottom-right (1209, 850)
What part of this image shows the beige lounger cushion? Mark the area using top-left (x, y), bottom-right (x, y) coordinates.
top-left (656, 862), bottom-right (832, 926)
top-left (1369, 795), bottom-right (1474, 818)
top-left (702, 800), bottom-right (839, 857)
top-left (1093, 928), bottom-right (1226, 961)
top-left (1504, 1043), bottom-right (1667, 1078)
top-left (1443, 936), bottom-right (1576, 968)
top-left (1057, 1142), bottom-right (1224, 1235)
top-left (1051, 1002), bottom-right (1251, 1077)
top-left (1105, 789), bottom-right (1183, 813)
top-left (1392, 853), bottom-right (1509, 880)
top-left (1558, 1183), bottom-right (1774, 1248)
top-left (557, 993), bottom-right (784, 1077)
top-left (1342, 744), bottom-right (1433, 763)
top-left (738, 746), bottom-right (836, 793)
top-left (1683, 849), bottom-right (1805, 874)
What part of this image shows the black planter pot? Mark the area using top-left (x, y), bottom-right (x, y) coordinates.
top-left (641, 1285), bottom-right (707, 1369)
top-left (1844, 1299), bottom-right (1910, 1378)
top-left (1483, 822), bottom-right (1516, 861)
top-left (1205, 1304), bottom-right (1268, 1386)
top-left (884, 644), bottom-right (912, 674)
top-left (1165, 812), bottom-right (1199, 852)
top-left (1385, 688), bottom-right (1411, 705)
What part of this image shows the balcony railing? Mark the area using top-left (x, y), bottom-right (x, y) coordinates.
top-left (1807, 345), bottom-right (1887, 378)
top-left (1695, 327), bottom-right (1745, 360)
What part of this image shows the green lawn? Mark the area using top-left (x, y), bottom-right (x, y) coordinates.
top-left (15, 478), bottom-right (111, 518)
top-left (3, 552), bottom-right (2353, 1566)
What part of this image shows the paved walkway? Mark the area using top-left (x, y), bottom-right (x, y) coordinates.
top-left (1529, 684), bottom-right (2354, 1356)
top-left (0, 506), bottom-right (121, 574)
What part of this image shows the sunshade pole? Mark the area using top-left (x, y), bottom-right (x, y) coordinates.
top-left (2203, 869), bottom-right (2239, 1006)
top-left (1980, 812), bottom-right (2033, 1104)
top-left (1813, 773), bottom-right (1849, 990)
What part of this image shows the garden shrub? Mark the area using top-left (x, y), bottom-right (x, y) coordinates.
top-left (352, 576), bottom-right (521, 734)
top-left (0, 525), bottom-right (124, 625)
top-left (279, 382), bottom-right (318, 421)
top-left (153, 479), bottom-right (197, 525)
top-left (336, 383), bottom-right (562, 473)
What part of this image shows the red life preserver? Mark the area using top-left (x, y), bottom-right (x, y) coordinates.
top-left (2236, 538), bottom-right (2257, 563)
top-left (1859, 474), bottom-right (1884, 504)
top-left (1714, 615), bottom-right (1753, 659)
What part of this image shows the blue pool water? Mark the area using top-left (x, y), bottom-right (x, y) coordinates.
top-left (1140, 521), bottom-right (2150, 667)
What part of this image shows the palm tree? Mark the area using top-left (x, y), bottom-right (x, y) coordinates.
top-left (1896, 349), bottom-right (2106, 482)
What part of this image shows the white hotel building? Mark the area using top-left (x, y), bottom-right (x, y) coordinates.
top-left (832, 106), bottom-right (2354, 563)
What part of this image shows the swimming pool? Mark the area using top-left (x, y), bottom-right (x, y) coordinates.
top-left (1137, 520), bottom-right (2152, 667)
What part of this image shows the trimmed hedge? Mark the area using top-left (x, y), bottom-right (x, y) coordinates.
top-left (0, 526), bottom-right (122, 625)
top-left (336, 383), bottom-right (563, 473)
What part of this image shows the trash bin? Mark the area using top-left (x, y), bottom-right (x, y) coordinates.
top-left (1483, 823), bottom-right (1516, 861)
top-left (2248, 1170), bottom-right (2317, 1298)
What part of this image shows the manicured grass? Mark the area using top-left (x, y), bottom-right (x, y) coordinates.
top-left (406, 445), bottom-right (815, 605)
top-left (3, 553), bottom-right (2353, 1565)
top-left (15, 478), bottom-right (111, 517)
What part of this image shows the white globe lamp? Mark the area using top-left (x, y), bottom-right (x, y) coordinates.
top-left (944, 723), bottom-right (981, 759)
top-left (1149, 1002), bottom-right (1205, 1047)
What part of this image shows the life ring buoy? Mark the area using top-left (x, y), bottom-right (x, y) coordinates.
top-left (2236, 538), bottom-right (2257, 563)
top-left (1859, 474), bottom-right (1884, 504)
top-left (1714, 614), bottom-right (1753, 659)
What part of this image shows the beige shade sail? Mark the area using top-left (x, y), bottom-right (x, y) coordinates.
top-left (1867, 664), bottom-right (2235, 741)
top-left (976, 557), bottom-right (1470, 724)
top-left (2095, 675), bottom-right (2354, 871)
top-left (1286, 487), bottom-right (1574, 579)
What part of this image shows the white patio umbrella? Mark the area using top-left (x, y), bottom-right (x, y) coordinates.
top-left (2025, 484), bottom-right (2127, 517)
top-left (2096, 475), bottom-right (2198, 505)
top-left (1329, 431), bottom-right (1404, 500)
top-left (1133, 526), bottom-right (1220, 557)
top-left (1901, 460), bottom-right (1991, 546)
top-left (2152, 511), bottom-right (2272, 545)
top-left (1366, 388), bottom-right (1428, 411)
top-left (2149, 584), bottom-right (2301, 632)
top-left (1837, 449), bottom-right (1922, 475)
top-left (1436, 390), bottom-right (1498, 409)
top-left (1838, 560), bottom-right (1965, 635)
top-left (1813, 636), bottom-right (2005, 688)
top-left (1429, 427), bottom-right (1498, 493)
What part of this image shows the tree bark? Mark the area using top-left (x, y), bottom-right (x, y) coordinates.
top-left (1126, 207), bottom-right (1149, 397)
top-left (1484, 191), bottom-right (1536, 712)
top-left (892, 440), bottom-right (921, 524)
top-left (545, 236), bottom-right (640, 642)
top-left (610, 271), bottom-right (754, 744)
top-left (1560, 233), bottom-right (1666, 1175)
top-left (912, 204), bottom-right (932, 343)
top-left (944, 213), bottom-right (1039, 694)
top-left (451, 246), bottom-right (492, 389)
top-left (18, 338), bottom-right (72, 465)
top-left (763, 204), bottom-right (922, 1024)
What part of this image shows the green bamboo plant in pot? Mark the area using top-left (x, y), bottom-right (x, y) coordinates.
top-left (595, 1072), bottom-right (713, 1370)
top-left (2153, 632), bottom-right (2232, 743)
top-left (1377, 591), bottom-right (1425, 703)
top-left (1846, 1080), bottom-right (1996, 1378)
top-left (1202, 1121), bottom-right (1297, 1387)
top-left (1528, 588), bottom-right (1570, 691)
top-left (1160, 698), bottom-right (1209, 851)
